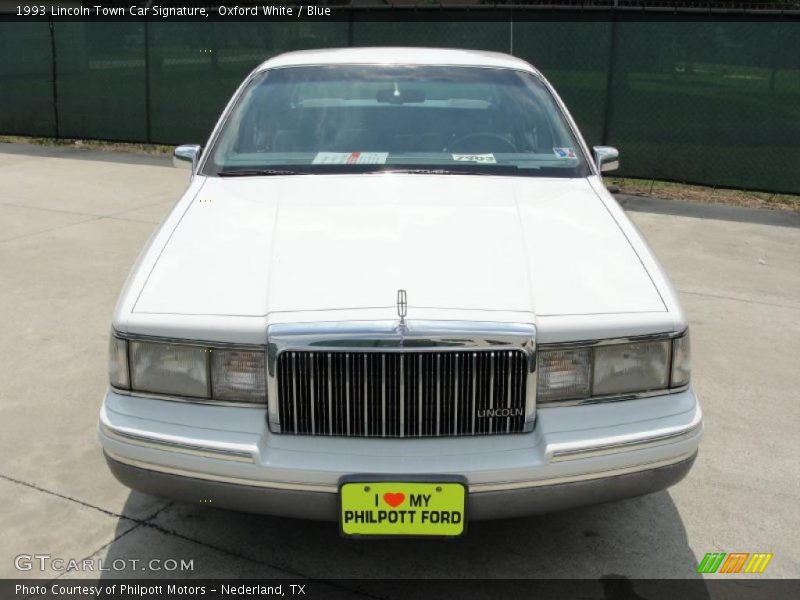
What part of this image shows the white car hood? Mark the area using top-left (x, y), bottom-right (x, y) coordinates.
top-left (133, 174), bottom-right (665, 318)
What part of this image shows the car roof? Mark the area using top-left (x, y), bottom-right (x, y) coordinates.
top-left (256, 47), bottom-right (539, 74)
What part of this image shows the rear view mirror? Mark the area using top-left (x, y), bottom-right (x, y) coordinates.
top-left (376, 89), bottom-right (425, 104)
top-left (593, 146), bottom-right (619, 172)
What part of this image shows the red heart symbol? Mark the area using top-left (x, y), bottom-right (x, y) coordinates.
top-left (383, 492), bottom-right (405, 508)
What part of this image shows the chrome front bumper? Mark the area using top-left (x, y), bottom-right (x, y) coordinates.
top-left (98, 387), bottom-right (702, 520)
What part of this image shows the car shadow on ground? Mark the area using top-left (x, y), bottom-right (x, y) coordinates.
top-left (100, 487), bottom-right (710, 598)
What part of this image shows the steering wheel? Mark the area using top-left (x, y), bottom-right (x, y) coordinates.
top-left (447, 132), bottom-right (518, 154)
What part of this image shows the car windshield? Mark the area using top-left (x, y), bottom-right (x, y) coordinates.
top-left (203, 65), bottom-right (590, 177)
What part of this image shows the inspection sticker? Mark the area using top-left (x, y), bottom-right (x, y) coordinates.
top-left (452, 153), bottom-right (496, 163)
top-left (312, 152), bottom-right (388, 165)
top-left (553, 147), bottom-right (577, 159)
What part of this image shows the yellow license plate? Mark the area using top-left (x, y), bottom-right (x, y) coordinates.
top-left (339, 480), bottom-right (466, 537)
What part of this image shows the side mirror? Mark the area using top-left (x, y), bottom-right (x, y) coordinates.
top-left (592, 146), bottom-right (619, 172)
top-left (173, 144), bottom-right (202, 171)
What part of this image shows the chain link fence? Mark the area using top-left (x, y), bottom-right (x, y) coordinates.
top-left (1, 10), bottom-right (799, 193)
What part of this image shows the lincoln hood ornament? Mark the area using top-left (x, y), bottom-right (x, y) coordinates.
top-left (396, 289), bottom-right (408, 333)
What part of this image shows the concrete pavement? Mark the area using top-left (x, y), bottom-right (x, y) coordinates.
top-left (0, 143), bottom-right (797, 588)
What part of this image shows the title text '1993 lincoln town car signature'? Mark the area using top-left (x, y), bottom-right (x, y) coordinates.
top-left (99, 48), bottom-right (702, 537)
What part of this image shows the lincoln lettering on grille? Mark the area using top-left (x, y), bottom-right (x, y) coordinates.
top-left (276, 350), bottom-right (528, 437)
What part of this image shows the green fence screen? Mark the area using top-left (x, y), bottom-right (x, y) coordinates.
top-left (1, 14), bottom-right (799, 194)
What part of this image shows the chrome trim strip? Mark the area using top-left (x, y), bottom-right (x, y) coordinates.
top-left (109, 386), bottom-right (266, 409)
top-left (105, 450), bottom-right (337, 494)
top-left (99, 422), bottom-right (253, 463)
top-left (268, 320), bottom-right (536, 352)
top-left (551, 422), bottom-right (703, 462)
top-left (524, 347), bottom-right (537, 432)
top-left (470, 450), bottom-right (698, 493)
top-left (112, 330), bottom-right (265, 351)
top-left (537, 384), bottom-right (691, 409)
top-left (105, 448), bottom-right (698, 496)
top-left (196, 69), bottom-right (262, 175)
top-left (537, 329), bottom-right (688, 351)
top-left (534, 68), bottom-right (598, 176)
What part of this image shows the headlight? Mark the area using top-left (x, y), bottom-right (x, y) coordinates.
top-left (593, 340), bottom-right (670, 396)
top-left (130, 340), bottom-right (209, 398)
top-left (537, 331), bottom-right (690, 404)
top-left (109, 334), bottom-right (267, 404)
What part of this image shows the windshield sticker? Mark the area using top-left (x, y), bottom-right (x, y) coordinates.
top-left (451, 153), bottom-right (497, 164)
top-left (553, 147), bottom-right (577, 159)
top-left (312, 152), bottom-right (388, 165)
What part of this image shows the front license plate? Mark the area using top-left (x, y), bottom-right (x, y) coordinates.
top-left (339, 480), bottom-right (466, 537)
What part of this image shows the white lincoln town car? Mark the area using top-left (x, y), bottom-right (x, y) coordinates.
top-left (99, 48), bottom-right (702, 537)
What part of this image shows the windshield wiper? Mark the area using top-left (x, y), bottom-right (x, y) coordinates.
top-left (217, 166), bottom-right (526, 177)
top-left (378, 168), bottom-right (497, 176)
top-left (218, 169), bottom-right (305, 177)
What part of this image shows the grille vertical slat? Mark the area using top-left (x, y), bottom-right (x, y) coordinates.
top-left (399, 354), bottom-right (405, 438)
top-left (364, 356), bottom-right (369, 436)
top-left (327, 353), bottom-right (333, 435)
top-left (488, 352), bottom-right (494, 435)
top-left (344, 354), bottom-right (350, 436)
top-left (506, 351), bottom-right (512, 433)
top-left (436, 354), bottom-right (442, 435)
top-left (309, 353), bottom-right (316, 435)
top-left (472, 352), bottom-right (478, 435)
top-left (453, 354), bottom-right (459, 434)
top-left (381, 354), bottom-right (386, 437)
top-left (417, 354), bottom-right (423, 437)
top-left (291, 353), bottom-right (298, 433)
top-left (277, 350), bottom-right (527, 437)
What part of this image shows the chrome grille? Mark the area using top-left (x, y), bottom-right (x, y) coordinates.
top-left (276, 350), bottom-right (528, 437)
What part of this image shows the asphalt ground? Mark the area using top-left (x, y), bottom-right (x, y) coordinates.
top-left (0, 144), bottom-right (797, 591)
